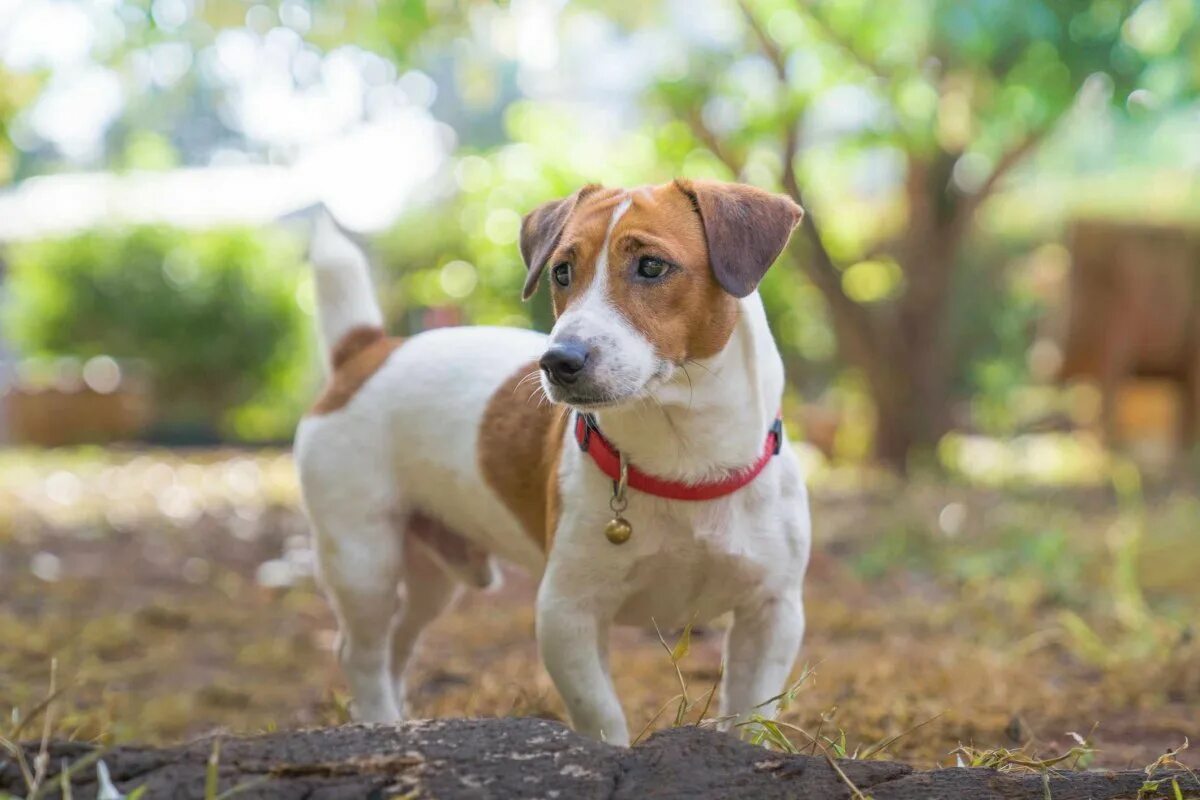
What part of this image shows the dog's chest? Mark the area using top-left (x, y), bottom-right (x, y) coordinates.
top-left (609, 497), bottom-right (799, 627)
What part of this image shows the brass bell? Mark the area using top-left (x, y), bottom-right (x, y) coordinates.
top-left (605, 516), bottom-right (633, 545)
top-left (605, 452), bottom-right (632, 545)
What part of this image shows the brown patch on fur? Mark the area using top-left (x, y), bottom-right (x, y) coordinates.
top-left (311, 325), bottom-right (403, 414)
top-left (520, 183), bottom-right (602, 300)
top-left (675, 179), bottom-right (803, 299)
top-left (330, 325), bottom-right (386, 369)
top-left (478, 362), bottom-right (568, 551)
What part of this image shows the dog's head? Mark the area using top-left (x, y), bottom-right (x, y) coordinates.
top-left (520, 180), bottom-right (803, 409)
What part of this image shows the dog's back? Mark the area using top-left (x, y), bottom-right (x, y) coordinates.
top-left (297, 215), bottom-right (551, 575)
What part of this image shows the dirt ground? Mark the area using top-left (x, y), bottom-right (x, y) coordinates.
top-left (1, 449), bottom-right (1197, 770)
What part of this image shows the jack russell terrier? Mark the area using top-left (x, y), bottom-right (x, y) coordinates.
top-left (295, 179), bottom-right (812, 745)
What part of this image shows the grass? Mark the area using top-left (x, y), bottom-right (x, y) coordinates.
top-left (0, 447), bottom-right (1198, 775)
top-left (0, 672), bottom-right (267, 799)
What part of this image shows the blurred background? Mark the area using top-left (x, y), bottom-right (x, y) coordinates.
top-left (1, 0), bottom-right (1199, 770)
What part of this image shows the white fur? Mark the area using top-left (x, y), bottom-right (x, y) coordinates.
top-left (309, 211), bottom-right (385, 368)
top-left (295, 199), bottom-right (811, 742)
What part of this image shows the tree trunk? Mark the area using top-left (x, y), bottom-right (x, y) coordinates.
top-left (788, 151), bottom-right (965, 472)
top-left (869, 351), bottom-right (952, 472)
top-left (825, 248), bottom-right (956, 473)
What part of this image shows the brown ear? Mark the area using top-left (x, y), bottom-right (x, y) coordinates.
top-left (519, 185), bottom-right (599, 300)
top-left (676, 179), bottom-right (804, 298)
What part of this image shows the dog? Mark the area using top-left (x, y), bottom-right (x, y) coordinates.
top-left (295, 179), bottom-right (812, 745)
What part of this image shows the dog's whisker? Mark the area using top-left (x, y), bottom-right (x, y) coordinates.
top-left (645, 389), bottom-right (690, 461)
top-left (680, 363), bottom-right (696, 410)
top-left (514, 370), bottom-right (542, 394)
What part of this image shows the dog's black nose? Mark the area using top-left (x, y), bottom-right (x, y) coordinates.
top-left (540, 340), bottom-right (590, 385)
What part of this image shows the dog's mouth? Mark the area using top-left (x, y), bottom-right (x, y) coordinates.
top-left (541, 361), bottom-right (678, 411)
top-left (543, 384), bottom-right (630, 410)
top-left (563, 393), bottom-right (626, 410)
top-left (541, 378), bottom-right (644, 411)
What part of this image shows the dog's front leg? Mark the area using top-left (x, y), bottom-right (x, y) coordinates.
top-left (536, 579), bottom-right (628, 745)
top-left (720, 589), bottom-right (805, 730)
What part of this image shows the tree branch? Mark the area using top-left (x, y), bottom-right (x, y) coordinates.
top-left (736, 0), bottom-right (881, 370)
top-left (971, 129), bottom-right (1048, 206)
top-left (794, 0), bottom-right (893, 82)
top-left (946, 124), bottom-right (1054, 245)
top-left (682, 110), bottom-right (744, 177)
top-left (737, 0), bottom-right (841, 300)
top-left (737, 0), bottom-right (788, 82)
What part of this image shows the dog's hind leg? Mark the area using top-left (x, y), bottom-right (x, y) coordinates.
top-left (390, 525), bottom-right (461, 715)
top-left (392, 511), bottom-right (501, 712)
top-left (297, 422), bottom-right (404, 723)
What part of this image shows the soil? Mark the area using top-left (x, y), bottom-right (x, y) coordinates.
top-left (1, 451), bottom-right (1197, 772)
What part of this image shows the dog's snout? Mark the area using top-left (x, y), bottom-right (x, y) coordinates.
top-left (540, 340), bottom-right (590, 385)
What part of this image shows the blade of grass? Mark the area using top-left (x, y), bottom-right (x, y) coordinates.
top-left (822, 749), bottom-right (868, 800)
top-left (694, 659), bottom-right (724, 724)
top-left (751, 663), bottom-right (817, 712)
top-left (206, 738), bottom-right (221, 800)
top-left (671, 621), bottom-right (693, 663)
top-left (859, 712), bottom-right (945, 760)
top-left (748, 716), bottom-right (799, 754)
top-left (0, 736), bottom-right (36, 793)
top-left (739, 715), bottom-right (867, 799)
top-left (632, 694), bottom-right (684, 746)
top-left (652, 618), bottom-right (693, 727)
top-left (810, 706), bottom-right (837, 757)
top-left (215, 777), bottom-right (270, 799)
top-left (31, 660), bottom-right (58, 794)
top-left (59, 760), bottom-right (73, 800)
top-left (7, 686), bottom-right (69, 743)
top-left (28, 749), bottom-right (105, 800)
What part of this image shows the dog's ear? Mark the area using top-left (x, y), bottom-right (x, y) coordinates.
top-left (676, 179), bottom-right (804, 298)
top-left (519, 185), bottom-right (599, 300)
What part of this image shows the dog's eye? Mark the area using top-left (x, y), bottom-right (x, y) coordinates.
top-left (551, 263), bottom-right (571, 288)
top-left (636, 256), bottom-right (668, 279)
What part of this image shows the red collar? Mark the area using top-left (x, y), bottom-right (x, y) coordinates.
top-left (573, 412), bottom-right (783, 502)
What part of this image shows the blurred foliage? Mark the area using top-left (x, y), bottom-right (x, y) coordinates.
top-left (3, 0), bottom-right (1200, 454)
top-left (0, 66), bottom-right (42, 185)
top-left (948, 237), bottom-right (1055, 434)
top-left (635, 0), bottom-right (1200, 464)
top-left (2, 227), bottom-right (314, 440)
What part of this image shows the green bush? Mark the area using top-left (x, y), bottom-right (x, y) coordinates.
top-left (3, 225), bottom-right (315, 441)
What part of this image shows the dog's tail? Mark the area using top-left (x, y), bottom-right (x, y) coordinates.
top-left (308, 210), bottom-right (385, 373)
